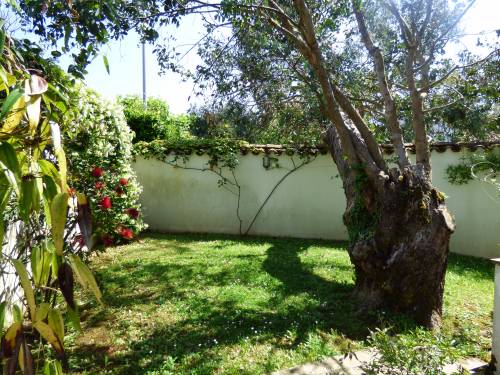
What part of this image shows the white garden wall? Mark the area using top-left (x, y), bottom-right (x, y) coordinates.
top-left (134, 144), bottom-right (500, 259)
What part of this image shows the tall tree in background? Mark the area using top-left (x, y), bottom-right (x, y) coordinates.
top-left (13, 0), bottom-right (499, 328)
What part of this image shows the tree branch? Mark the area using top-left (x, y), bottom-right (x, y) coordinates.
top-left (352, 0), bottom-right (410, 169)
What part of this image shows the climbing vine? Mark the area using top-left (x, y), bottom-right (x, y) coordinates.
top-left (134, 139), bottom-right (316, 234)
top-left (446, 150), bottom-right (500, 191)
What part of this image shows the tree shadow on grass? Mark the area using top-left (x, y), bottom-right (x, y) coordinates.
top-left (70, 236), bottom-right (416, 374)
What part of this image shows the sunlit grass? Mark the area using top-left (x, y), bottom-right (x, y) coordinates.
top-left (67, 233), bottom-right (494, 374)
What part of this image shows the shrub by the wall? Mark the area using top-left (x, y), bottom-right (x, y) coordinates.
top-left (67, 89), bottom-right (146, 247)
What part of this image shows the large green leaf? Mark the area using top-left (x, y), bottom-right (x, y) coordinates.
top-left (33, 322), bottom-right (64, 357)
top-left (35, 303), bottom-right (50, 323)
top-left (68, 255), bottom-right (103, 304)
top-left (43, 360), bottom-right (63, 375)
top-left (1, 94), bottom-right (25, 135)
top-left (50, 193), bottom-right (68, 255)
top-left (0, 89), bottom-right (23, 120)
top-left (0, 142), bottom-right (20, 180)
top-left (19, 178), bottom-right (36, 222)
top-left (38, 160), bottom-right (60, 188)
top-left (48, 309), bottom-right (64, 342)
top-left (12, 260), bottom-right (36, 322)
top-left (31, 245), bottom-right (52, 287)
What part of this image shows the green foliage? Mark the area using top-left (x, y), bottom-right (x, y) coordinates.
top-left (67, 233), bottom-right (493, 374)
top-left (362, 328), bottom-right (459, 375)
top-left (66, 89), bottom-right (146, 247)
top-left (13, 1), bottom-right (183, 78)
top-left (134, 138), bottom-right (251, 170)
top-left (0, 30), bottom-right (101, 373)
top-left (119, 95), bottom-right (192, 143)
top-left (427, 51), bottom-right (500, 142)
top-left (446, 150), bottom-right (500, 190)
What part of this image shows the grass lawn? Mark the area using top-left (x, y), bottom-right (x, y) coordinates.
top-left (67, 233), bottom-right (494, 374)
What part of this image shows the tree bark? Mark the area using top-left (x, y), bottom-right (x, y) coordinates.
top-left (326, 128), bottom-right (455, 328)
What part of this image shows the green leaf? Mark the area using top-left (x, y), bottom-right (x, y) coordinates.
top-left (47, 309), bottom-right (64, 342)
top-left (33, 321), bottom-right (64, 356)
top-left (12, 305), bottom-right (22, 323)
top-left (19, 178), bottom-right (35, 222)
top-left (1, 94), bottom-right (25, 134)
top-left (12, 260), bottom-right (36, 322)
top-left (35, 303), bottom-right (50, 323)
top-left (0, 301), bottom-right (6, 333)
top-left (38, 160), bottom-right (61, 193)
top-left (50, 193), bottom-right (68, 255)
top-left (31, 245), bottom-right (52, 287)
top-left (103, 55), bottom-right (110, 74)
top-left (0, 89), bottom-right (23, 120)
top-left (0, 141), bottom-right (20, 179)
top-left (43, 360), bottom-right (63, 375)
top-left (68, 255), bottom-right (103, 304)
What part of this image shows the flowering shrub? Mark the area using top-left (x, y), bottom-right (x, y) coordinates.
top-left (66, 88), bottom-right (146, 248)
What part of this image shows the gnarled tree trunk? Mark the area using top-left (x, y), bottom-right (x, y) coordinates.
top-left (327, 128), bottom-right (455, 328)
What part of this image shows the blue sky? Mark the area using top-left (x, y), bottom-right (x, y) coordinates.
top-left (67, 1), bottom-right (500, 114)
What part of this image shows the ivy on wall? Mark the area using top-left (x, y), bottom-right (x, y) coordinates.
top-left (446, 150), bottom-right (500, 191)
top-left (134, 139), bottom-right (316, 234)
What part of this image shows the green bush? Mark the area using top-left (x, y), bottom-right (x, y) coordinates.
top-left (119, 95), bottom-right (191, 143)
top-left (66, 89), bottom-right (146, 247)
top-left (362, 328), bottom-right (459, 375)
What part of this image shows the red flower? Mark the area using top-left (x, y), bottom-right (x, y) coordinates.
top-left (126, 208), bottom-right (140, 219)
top-left (95, 181), bottom-right (104, 190)
top-left (119, 178), bottom-right (128, 186)
top-left (119, 227), bottom-right (134, 240)
top-left (101, 235), bottom-right (114, 247)
top-left (99, 196), bottom-right (112, 210)
top-left (91, 167), bottom-right (104, 178)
